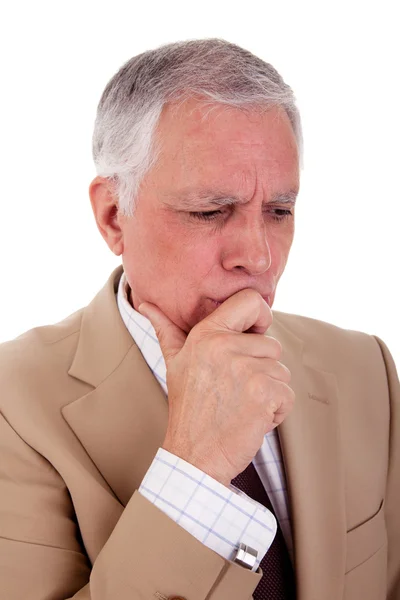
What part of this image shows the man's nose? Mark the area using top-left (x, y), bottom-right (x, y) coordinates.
top-left (221, 217), bottom-right (272, 275)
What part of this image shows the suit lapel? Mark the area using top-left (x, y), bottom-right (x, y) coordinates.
top-left (63, 266), bottom-right (346, 598)
top-left (62, 266), bottom-right (168, 506)
top-left (270, 316), bottom-right (346, 600)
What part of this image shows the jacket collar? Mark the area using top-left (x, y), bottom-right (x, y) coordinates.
top-left (63, 265), bottom-right (346, 600)
top-left (68, 265), bottom-right (134, 388)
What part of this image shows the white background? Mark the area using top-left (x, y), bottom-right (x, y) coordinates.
top-left (0, 1), bottom-right (398, 368)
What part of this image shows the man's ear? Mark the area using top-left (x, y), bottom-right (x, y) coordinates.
top-left (89, 176), bottom-right (124, 256)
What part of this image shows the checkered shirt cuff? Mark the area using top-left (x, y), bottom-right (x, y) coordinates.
top-left (139, 448), bottom-right (277, 571)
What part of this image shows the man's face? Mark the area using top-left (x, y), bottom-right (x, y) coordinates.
top-left (121, 99), bottom-right (300, 333)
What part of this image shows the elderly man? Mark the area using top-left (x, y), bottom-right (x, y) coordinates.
top-left (0, 39), bottom-right (399, 600)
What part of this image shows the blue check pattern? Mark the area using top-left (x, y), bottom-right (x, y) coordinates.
top-left (116, 271), bottom-right (293, 567)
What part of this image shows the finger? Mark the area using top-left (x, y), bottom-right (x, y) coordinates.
top-left (272, 384), bottom-right (295, 418)
top-left (240, 357), bottom-right (291, 384)
top-left (227, 333), bottom-right (282, 360)
top-left (201, 289), bottom-right (273, 336)
top-left (260, 358), bottom-right (292, 384)
top-left (138, 302), bottom-right (187, 362)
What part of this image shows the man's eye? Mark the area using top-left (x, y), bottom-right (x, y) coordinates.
top-left (189, 208), bottom-right (293, 222)
top-left (270, 209), bottom-right (293, 222)
top-left (190, 210), bottom-right (222, 221)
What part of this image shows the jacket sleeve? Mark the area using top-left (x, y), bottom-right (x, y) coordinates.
top-left (373, 336), bottom-right (400, 600)
top-left (0, 411), bottom-right (262, 600)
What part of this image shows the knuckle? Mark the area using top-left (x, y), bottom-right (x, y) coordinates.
top-left (268, 380), bottom-right (294, 410)
top-left (194, 331), bottom-right (235, 363)
top-left (265, 335), bottom-right (282, 359)
top-left (281, 382), bottom-right (296, 407)
top-left (240, 288), bottom-right (270, 318)
top-left (263, 358), bottom-right (291, 384)
top-left (208, 332), bottom-right (230, 358)
top-left (247, 372), bottom-right (268, 400)
top-left (273, 413), bottom-right (286, 426)
top-left (211, 331), bottom-right (230, 347)
top-left (279, 362), bottom-right (292, 384)
top-left (231, 355), bottom-right (250, 378)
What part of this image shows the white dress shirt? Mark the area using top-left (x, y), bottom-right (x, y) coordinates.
top-left (116, 271), bottom-right (293, 570)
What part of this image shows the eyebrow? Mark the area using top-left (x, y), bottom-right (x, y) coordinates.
top-left (164, 188), bottom-right (299, 209)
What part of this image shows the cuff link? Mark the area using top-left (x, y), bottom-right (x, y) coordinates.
top-left (232, 542), bottom-right (258, 570)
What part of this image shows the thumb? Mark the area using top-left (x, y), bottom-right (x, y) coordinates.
top-left (138, 302), bottom-right (187, 362)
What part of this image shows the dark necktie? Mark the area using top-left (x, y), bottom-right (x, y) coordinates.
top-left (231, 462), bottom-right (296, 599)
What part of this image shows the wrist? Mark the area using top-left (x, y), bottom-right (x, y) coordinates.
top-left (161, 441), bottom-right (231, 487)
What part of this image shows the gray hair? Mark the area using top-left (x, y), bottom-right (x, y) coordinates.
top-left (92, 38), bottom-right (303, 216)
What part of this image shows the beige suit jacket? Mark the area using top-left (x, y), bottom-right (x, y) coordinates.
top-left (0, 265), bottom-right (399, 600)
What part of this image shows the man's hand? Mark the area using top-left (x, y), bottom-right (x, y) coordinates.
top-left (139, 290), bottom-right (294, 487)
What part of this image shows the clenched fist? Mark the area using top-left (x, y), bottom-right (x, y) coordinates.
top-left (139, 289), bottom-right (294, 487)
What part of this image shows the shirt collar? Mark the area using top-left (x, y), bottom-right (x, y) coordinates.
top-left (116, 271), bottom-right (167, 394)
